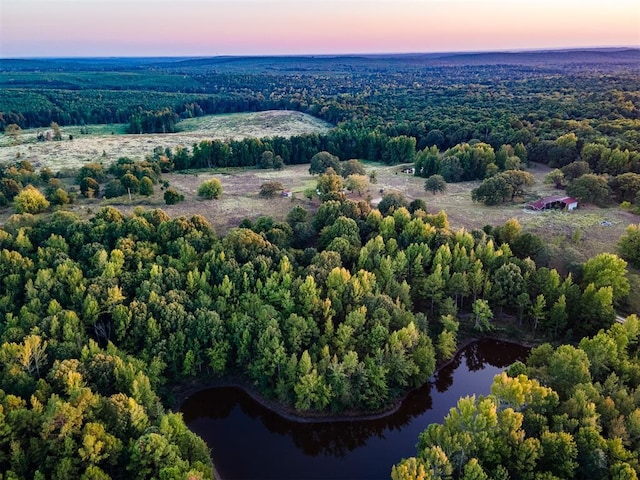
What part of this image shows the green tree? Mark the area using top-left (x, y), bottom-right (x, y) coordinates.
top-left (139, 177), bottom-right (154, 196)
top-left (377, 192), bottom-right (409, 215)
top-left (425, 129), bottom-right (446, 149)
top-left (471, 175), bottom-right (513, 205)
top-left (294, 369), bottom-right (332, 411)
top-left (316, 167), bottom-right (344, 200)
top-left (341, 159), bottom-right (366, 177)
top-left (48, 187), bottom-right (71, 206)
top-left (80, 177), bottom-right (100, 198)
top-left (549, 132), bottom-right (579, 167)
top-left (424, 174), bottom-right (447, 195)
top-left (13, 185), bottom-right (50, 214)
top-left (415, 145), bottom-right (440, 177)
top-left (609, 173), bottom-right (640, 203)
top-left (121, 173), bottom-right (140, 193)
top-left (544, 168), bottom-right (566, 188)
top-left (566, 174), bottom-right (611, 206)
top-left (500, 170), bottom-right (534, 200)
top-left (383, 135), bottom-right (416, 165)
top-left (197, 178), bottom-right (222, 199)
top-left (77, 163), bottom-right (106, 183)
top-left (491, 263), bottom-right (525, 313)
top-left (561, 161), bottom-right (591, 181)
top-left (309, 151), bottom-right (341, 175)
top-left (582, 253), bottom-right (630, 303)
top-left (104, 180), bottom-right (126, 198)
top-left (539, 431), bottom-right (578, 478)
top-left (472, 299), bottom-right (494, 332)
top-left (618, 223), bottom-right (640, 268)
top-left (345, 174), bottom-right (369, 196)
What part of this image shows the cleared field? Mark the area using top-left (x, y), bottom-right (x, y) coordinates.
top-left (108, 165), bottom-right (320, 234)
top-left (370, 162), bottom-right (635, 266)
top-left (101, 161), bottom-right (635, 266)
top-left (0, 111), bottom-right (332, 171)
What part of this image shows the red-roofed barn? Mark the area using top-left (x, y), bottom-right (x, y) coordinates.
top-left (526, 196), bottom-right (578, 211)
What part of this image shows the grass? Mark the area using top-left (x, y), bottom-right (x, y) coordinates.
top-left (0, 111), bottom-right (333, 172)
top-left (1, 122), bottom-right (635, 272)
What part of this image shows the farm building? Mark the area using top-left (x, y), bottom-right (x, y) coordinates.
top-left (526, 195), bottom-right (578, 211)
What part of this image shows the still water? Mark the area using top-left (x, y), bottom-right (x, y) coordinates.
top-left (181, 339), bottom-right (529, 479)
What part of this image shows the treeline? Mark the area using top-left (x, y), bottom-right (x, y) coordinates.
top-left (3, 57), bottom-right (639, 158)
top-left (392, 317), bottom-right (640, 479)
top-left (0, 90), bottom-right (267, 131)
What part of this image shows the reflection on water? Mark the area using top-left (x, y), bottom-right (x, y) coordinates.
top-left (181, 338), bottom-right (529, 479)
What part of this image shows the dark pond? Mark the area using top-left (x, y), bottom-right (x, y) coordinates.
top-left (181, 339), bottom-right (529, 480)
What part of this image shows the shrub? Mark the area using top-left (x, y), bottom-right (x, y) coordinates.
top-left (197, 178), bottom-right (223, 199)
top-left (48, 188), bottom-right (70, 206)
top-left (13, 185), bottom-right (50, 214)
top-left (104, 180), bottom-right (126, 199)
top-left (260, 181), bottom-right (284, 197)
top-left (80, 177), bottom-right (100, 198)
top-left (139, 177), bottom-right (154, 196)
top-left (164, 188), bottom-right (184, 205)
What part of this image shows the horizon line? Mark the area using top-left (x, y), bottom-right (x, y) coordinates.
top-left (2, 45), bottom-right (639, 61)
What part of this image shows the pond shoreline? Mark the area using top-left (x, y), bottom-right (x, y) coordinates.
top-left (171, 336), bottom-right (532, 424)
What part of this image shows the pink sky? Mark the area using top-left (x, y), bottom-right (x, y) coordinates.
top-left (1, 0), bottom-right (639, 57)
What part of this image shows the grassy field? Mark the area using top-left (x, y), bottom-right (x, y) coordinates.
top-left (1, 112), bottom-right (635, 271)
top-left (0, 111), bottom-right (332, 171)
top-left (371, 162), bottom-right (635, 267)
top-left (91, 160), bottom-right (636, 268)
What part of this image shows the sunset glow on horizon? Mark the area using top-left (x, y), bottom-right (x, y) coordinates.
top-left (1, 0), bottom-right (639, 57)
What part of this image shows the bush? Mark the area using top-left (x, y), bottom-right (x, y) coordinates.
top-left (164, 188), bottom-right (184, 205)
top-left (48, 187), bottom-right (70, 206)
top-left (139, 177), bottom-right (154, 196)
top-left (104, 180), bottom-right (126, 199)
top-left (80, 177), bottom-right (100, 198)
top-left (260, 181), bottom-right (284, 197)
top-left (197, 178), bottom-right (223, 199)
top-left (377, 192), bottom-right (408, 215)
top-left (13, 185), bottom-right (50, 214)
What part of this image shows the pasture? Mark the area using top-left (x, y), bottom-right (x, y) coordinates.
top-left (0, 110), bottom-right (332, 171)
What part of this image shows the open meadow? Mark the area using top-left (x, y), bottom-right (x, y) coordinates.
top-left (1, 109), bottom-right (632, 265)
top-left (93, 157), bottom-right (634, 269)
top-left (0, 110), bottom-right (332, 171)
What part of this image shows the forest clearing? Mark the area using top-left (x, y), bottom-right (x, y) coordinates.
top-left (0, 110), bottom-right (332, 170)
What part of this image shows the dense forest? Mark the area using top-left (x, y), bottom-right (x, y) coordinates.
top-left (1, 50), bottom-right (639, 478)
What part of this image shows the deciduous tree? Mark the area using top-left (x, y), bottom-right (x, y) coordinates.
top-left (345, 174), bottom-right (369, 196)
top-left (13, 185), bottom-right (50, 214)
top-left (618, 223), bottom-right (640, 268)
top-left (424, 174), bottom-right (447, 195)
